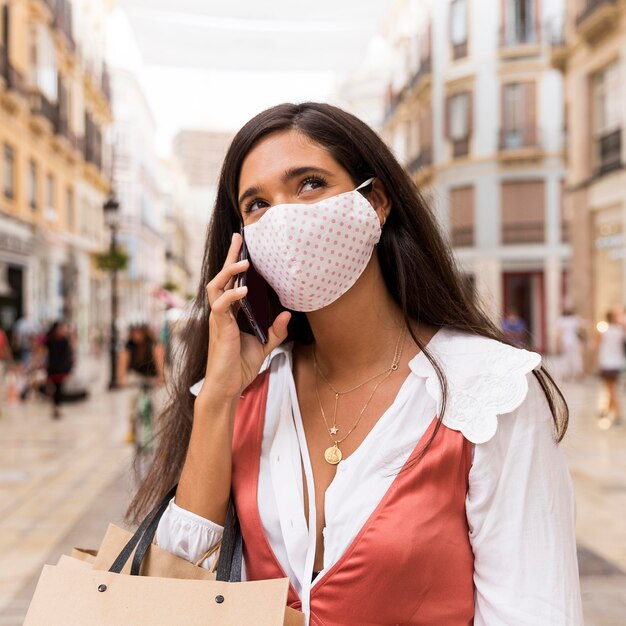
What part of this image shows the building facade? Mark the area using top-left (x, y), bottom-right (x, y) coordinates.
top-left (382, 0), bottom-right (570, 352)
top-left (0, 0), bottom-right (112, 349)
top-left (172, 129), bottom-right (233, 291)
top-left (553, 0), bottom-right (626, 328)
top-left (110, 66), bottom-right (165, 330)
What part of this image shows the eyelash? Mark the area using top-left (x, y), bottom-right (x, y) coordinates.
top-left (243, 175), bottom-right (329, 214)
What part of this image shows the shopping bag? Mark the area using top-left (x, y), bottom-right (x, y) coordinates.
top-left (24, 486), bottom-right (304, 625)
top-left (91, 522), bottom-right (218, 579)
top-left (24, 564), bottom-right (299, 625)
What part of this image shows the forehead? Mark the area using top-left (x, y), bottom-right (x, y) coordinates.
top-left (239, 130), bottom-right (339, 188)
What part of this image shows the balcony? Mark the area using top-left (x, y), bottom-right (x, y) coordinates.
top-left (498, 126), bottom-right (543, 163)
top-left (384, 85), bottom-right (406, 122)
top-left (408, 56), bottom-right (432, 94)
top-left (28, 89), bottom-right (56, 132)
top-left (407, 147), bottom-right (433, 174)
top-left (575, 0), bottom-right (618, 44)
top-left (502, 221), bottom-right (545, 244)
top-left (498, 23), bottom-right (542, 59)
top-left (595, 128), bottom-right (622, 177)
top-left (547, 20), bottom-right (568, 71)
top-left (0, 46), bottom-right (26, 97)
top-left (452, 136), bottom-right (470, 159)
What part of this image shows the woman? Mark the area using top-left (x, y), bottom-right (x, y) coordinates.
top-left (44, 321), bottom-right (73, 419)
top-left (129, 103), bottom-right (582, 624)
top-left (597, 310), bottom-right (625, 427)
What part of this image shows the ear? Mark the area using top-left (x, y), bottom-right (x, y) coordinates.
top-left (366, 179), bottom-right (391, 227)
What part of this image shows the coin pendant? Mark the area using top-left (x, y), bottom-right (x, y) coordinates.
top-left (324, 445), bottom-right (342, 465)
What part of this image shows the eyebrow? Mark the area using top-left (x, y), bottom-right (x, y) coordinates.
top-left (237, 166), bottom-right (335, 207)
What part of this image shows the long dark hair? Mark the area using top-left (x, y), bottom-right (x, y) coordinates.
top-left (127, 102), bottom-right (568, 522)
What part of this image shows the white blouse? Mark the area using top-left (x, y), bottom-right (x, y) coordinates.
top-left (156, 328), bottom-right (583, 625)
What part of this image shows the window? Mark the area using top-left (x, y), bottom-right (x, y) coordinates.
top-left (502, 83), bottom-right (524, 147)
top-left (28, 160), bottom-right (38, 210)
top-left (447, 91), bottom-right (472, 157)
top-left (450, 93), bottom-right (469, 140)
top-left (592, 60), bottom-right (622, 175)
top-left (450, 0), bottom-right (468, 59)
top-left (450, 185), bottom-right (475, 247)
top-left (30, 23), bottom-right (58, 101)
top-left (3, 144), bottom-right (14, 200)
top-left (45, 173), bottom-right (56, 220)
top-left (503, 0), bottom-right (535, 46)
top-left (501, 180), bottom-right (545, 244)
top-left (501, 82), bottom-right (537, 149)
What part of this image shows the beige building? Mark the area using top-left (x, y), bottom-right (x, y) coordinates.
top-left (0, 0), bottom-right (112, 347)
top-left (382, 0), bottom-right (570, 353)
top-left (172, 129), bottom-right (234, 289)
top-left (553, 0), bottom-right (626, 327)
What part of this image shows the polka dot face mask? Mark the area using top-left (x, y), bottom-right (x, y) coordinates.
top-left (243, 178), bottom-right (380, 312)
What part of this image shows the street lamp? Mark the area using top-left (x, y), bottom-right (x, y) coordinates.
top-left (103, 195), bottom-right (120, 390)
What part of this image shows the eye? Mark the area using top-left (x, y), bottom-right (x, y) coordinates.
top-left (243, 198), bottom-right (269, 214)
top-left (300, 175), bottom-right (328, 193)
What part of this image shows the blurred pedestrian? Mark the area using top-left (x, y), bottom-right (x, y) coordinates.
top-left (501, 309), bottom-right (528, 348)
top-left (597, 311), bottom-right (625, 427)
top-left (0, 327), bottom-right (14, 415)
top-left (557, 308), bottom-right (584, 381)
top-left (44, 321), bottom-right (74, 419)
top-left (118, 322), bottom-right (164, 442)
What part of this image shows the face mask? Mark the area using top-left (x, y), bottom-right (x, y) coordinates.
top-left (243, 178), bottom-right (380, 312)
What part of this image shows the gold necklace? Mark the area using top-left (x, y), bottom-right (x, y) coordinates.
top-left (314, 327), bottom-right (406, 465)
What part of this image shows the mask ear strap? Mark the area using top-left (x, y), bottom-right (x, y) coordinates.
top-left (356, 177), bottom-right (375, 191)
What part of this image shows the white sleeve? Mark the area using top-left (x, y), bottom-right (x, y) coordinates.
top-left (466, 375), bottom-right (583, 625)
top-left (155, 498), bottom-right (224, 569)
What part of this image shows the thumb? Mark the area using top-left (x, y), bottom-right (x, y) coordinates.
top-left (263, 311), bottom-right (292, 358)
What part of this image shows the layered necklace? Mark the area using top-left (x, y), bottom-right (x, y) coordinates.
top-left (313, 326), bottom-right (407, 465)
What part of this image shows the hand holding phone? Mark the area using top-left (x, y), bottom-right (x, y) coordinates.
top-left (236, 234), bottom-right (269, 344)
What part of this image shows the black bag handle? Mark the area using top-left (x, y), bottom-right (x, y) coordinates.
top-left (215, 500), bottom-right (243, 582)
top-left (109, 485), bottom-right (243, 581)
top-left (109, 484), bottom-right (177, 575)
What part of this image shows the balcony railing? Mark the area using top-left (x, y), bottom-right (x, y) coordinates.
top-left (499, 126), bottom-right (540, 151)
top-left (452, 136), bottom-right (470, 158)
top-left (595, 128), bottom-right (622, 176)
top-left (408, 56), bottom-right (432, 90)
top-left (407, 147), bottom-right (433, 174)
top-left (0, 46), bottom-right (26, 96)
top-left (29, 90), bottom-right (56, 127)
top-left (499, 23), bottom-right (540, 48)
top-left (576, 0), bottom-right (616, 27)
top-left (502, 221), bottom-right (545, 244)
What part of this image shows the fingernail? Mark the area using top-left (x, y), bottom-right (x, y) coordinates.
top-left (236, 286), bottom-right (248, 293)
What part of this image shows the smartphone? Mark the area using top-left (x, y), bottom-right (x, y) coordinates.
top-left (236, 233), bottom-right (269, 344)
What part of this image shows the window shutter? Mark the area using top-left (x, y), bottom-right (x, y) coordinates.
top-left (467, 89), bottom-right (473, 138)
top-left (523, 81), bottom-right (537, 146)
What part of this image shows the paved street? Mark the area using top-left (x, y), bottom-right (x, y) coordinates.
top-left (0, 358), bottom-right (625, 625)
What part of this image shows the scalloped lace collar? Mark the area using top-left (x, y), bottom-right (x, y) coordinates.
top-left (409, 328), bottom-right (542, 443)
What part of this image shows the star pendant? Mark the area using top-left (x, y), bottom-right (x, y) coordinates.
top-left (329, 426), bottom-right (339, 436)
